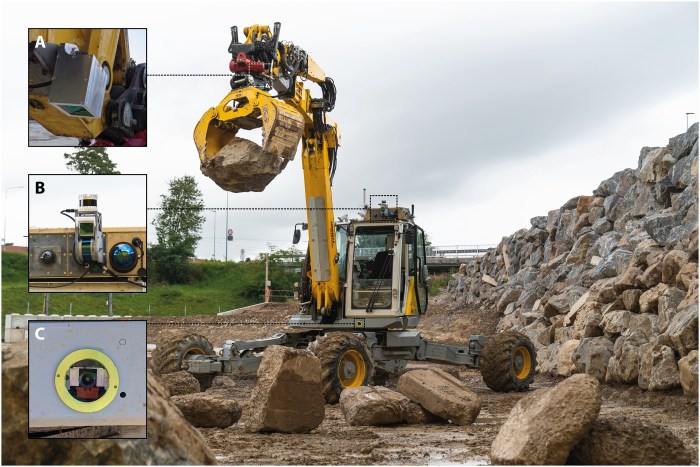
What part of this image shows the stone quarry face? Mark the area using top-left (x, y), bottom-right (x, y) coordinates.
top-left (397, 368), bottom-right (481, 426)
top-left (444, 124), bottom-right (698, 391)
top-left (638, 344), bottom-right (681, 391)
top-left (665, 303), bottom-right (699, 357)
top-left (555, 339), bottom-right (580, 377)
top-left (572, 336), bottom-right (614, 381)
top-left (243, 345), bottom-right (325, 433)
top-left (490, 374), bottom-right (602, 465)
top-left (605, 332), bottom-right (649, 384)
top-left (171, 392), bottom-right (242, 428)
top-left (567, 416), bottom-right (692, 465)
top-left (2, 342), bottom-right (217, 465)
top-left (678, 350), bottom-right (699, 397)
top-left (200, 137), bottom-right (291, 193)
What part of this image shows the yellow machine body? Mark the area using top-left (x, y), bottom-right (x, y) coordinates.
top-left (28, 227), bottom-right (146, 292)
top-left (195, 23), bottom-right (342, 312)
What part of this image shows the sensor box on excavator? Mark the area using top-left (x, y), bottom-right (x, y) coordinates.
top-left (48, 46), bottom-right (108, 119)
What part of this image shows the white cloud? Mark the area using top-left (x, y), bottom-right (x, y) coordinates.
top-left (2, 1), bottom-right (697, 261)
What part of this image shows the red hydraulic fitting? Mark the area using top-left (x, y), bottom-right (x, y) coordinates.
top-left (230, 52), bottom-right (265, 73)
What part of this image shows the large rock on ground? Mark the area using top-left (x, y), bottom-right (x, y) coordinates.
top-left (678, 350), bottom-right (698, 397)
top-left (572, 336), bottom-right (614, 381)
top-left (638, 344), bottom-right (681, 391)
top-left (404, 400), bottom-right (443, 424)
top-left (2, 343), bottom-right (217, 465)
top-left (243, 345), bottom-right (325, 433)
top-left (568, 416), bottom-right (692, 465)
top-left (156, 371), bottom-right (202, 396)
top-left (339, 386), bottom-right (409, 426)
top-left (200, 137), bottom-right (291, 193)
top-left (208, 375), bottom-right (237, 390)
top-left (397, 368), bottom-right (481, 425)
top-left (490, 374), bottom-right (602, 465)
top-left (171, 392), bottom-right (242, 428)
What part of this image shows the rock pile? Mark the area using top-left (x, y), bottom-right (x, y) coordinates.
top-left (338, 368), bottom-right (480, 426)
top-left (490, 374), bottom-right (692, 465)
top-left (491, 374), bottom-right (602, 464)
top-left (445, 124), bottom-right (698, 391)
top-left (397, 368), bottom-right (481, 425)
top-left (339, 386), bottom-right (438, 426)
top-left (1, 342), bottom-right (217, 465)
top-left (242, 345), bottom-right (325, 433)
top-left (156, 371), bottom-right (202, 396)
top-left (171, 392), bottom-right (242, 428)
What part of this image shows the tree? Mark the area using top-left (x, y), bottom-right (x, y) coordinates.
top-left (64, 147), bottom-right (120, 174)
top-left (151, 176), bottom-right (205, 283)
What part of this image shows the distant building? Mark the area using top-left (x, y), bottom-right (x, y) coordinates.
top-left (2, 244), bottom-right (28, 254)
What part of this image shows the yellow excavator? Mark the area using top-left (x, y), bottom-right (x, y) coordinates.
top-left (154, 22), bottom-right (537, 403)
top-left (28, 29), bottom-right (146, 146)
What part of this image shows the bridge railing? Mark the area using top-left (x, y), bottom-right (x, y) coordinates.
top-left (426, 244), bottom-right (496, 259)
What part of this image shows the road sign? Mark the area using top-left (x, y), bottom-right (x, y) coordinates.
top-left (227, 228), bottom-right (233, 235)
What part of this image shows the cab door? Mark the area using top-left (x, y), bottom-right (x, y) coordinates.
top-left (405, 225), bottom-right (428, 315)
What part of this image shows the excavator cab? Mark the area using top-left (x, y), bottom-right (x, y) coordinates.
top-left (344, 219), bottom-right (428, 319)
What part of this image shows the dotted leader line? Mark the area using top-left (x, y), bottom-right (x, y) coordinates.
top-left (148, 321), bottom-right (290, 326)
top-left (147, 73), bottom-right (234, 77)
top-left (146, 207), bottom-right (362, 211)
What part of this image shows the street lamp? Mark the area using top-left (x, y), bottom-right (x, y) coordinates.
top-left (3, 185), bottom-right (24, 247)
top-left (686, 112), bottom-right (695, 131)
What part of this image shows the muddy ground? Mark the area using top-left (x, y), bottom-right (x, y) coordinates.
top-left (145, 299), bottom-right (698, 465)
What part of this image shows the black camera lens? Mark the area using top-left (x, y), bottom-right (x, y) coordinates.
top-left (40, 250), bottom-right (56, 266)
top-left (79, 370), bottom-right (97, 388)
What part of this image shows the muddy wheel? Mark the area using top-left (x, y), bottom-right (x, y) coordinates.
top-left (152, 331), bottom-right (215, 391)
top-left (309, 332), bottom-right (375, 404)
top-left (480, 331), bottom-right (536, 392)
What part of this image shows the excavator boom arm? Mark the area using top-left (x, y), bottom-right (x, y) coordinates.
top-left (194, 22), bottom-right (341, 312)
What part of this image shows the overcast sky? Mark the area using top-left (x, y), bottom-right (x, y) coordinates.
top-left (28, 175), bottom-right (146, 229)
top-left (2, 1), bottom-right (698, 261)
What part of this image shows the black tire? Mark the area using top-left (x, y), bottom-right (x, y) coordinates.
top-left (309, 332), bottom-right (375, 404)
top-left (480, 331), bottom-right (536, 392)
top-left (151, 330), bottom-right (215, 391)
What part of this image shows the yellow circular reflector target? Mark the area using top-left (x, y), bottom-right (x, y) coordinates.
top-left (54, 349), bottom-right (119, 413)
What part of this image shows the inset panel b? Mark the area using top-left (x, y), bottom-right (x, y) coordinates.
top-left (28, 174), bottom-right (147, 292)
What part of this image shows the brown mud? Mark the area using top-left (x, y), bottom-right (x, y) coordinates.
top-left (144, 299), bottom-right (698, 465)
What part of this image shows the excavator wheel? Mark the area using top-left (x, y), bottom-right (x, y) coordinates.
top-left (479, 331), bottom-right (536, 392)
top-left (309, 333), bottom-right (375, 404)
top-left (151, 330), bottom-right (215, 391)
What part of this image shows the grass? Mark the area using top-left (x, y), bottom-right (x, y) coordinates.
top-left (2, 252), bottom-right (277, 319)
top-left (3, 251), bottom-right (450, 321)
top-left (429, 271), bottom-right (455, 295)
